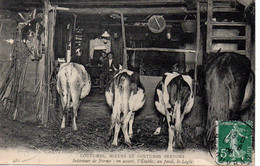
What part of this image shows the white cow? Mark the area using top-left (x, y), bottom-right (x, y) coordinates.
top-left (56, 63), bottom-right (91, 131)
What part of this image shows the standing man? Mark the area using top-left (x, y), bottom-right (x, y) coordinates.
top-left (98, 51), bottom-right (107, 67)
top-left (100, 52), bottom-right (119, 92)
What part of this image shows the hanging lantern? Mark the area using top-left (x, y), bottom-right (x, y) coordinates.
top-left (101, 31), bottom-right (110, 38)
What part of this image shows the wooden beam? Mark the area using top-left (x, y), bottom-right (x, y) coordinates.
top-left (199, 0), bottom-right (237, 2)
top-left (211, 36), bottom-right (247, 40)
top-left (126, 47), bottom-right (196, 53)
top-left (101, 23), bottom-right (173, 28)
top-left (121, 13), bottom-right (127, 69)
top-left (211, 22), bottom-right (246, 26)
top-left (51, 0), bottom-right (186, 6)
top-left (52, 6), bottom-right (188, 15)
top-left (212, 8), bottom-right (241, 12)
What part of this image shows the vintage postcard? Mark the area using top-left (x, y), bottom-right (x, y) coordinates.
top-left (0, 0), bottom-right (255, 165)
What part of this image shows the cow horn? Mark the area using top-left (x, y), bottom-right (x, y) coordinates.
top-left (32, 9), bottom-right (37, 19)
top-left (18, 12), bottom-right (27, 22)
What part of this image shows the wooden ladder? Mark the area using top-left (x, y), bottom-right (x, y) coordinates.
top-left (206, 0), bottom-right (251, 58)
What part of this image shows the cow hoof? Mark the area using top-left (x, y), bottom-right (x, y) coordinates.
top-left (176, 141), bottom-right (184, 149)
top-left (111, 144), bottom-right (118, 148)
top-left (60, 128), bottom-right (65, 131)
top-left (125, 141), bottom-right (132, 148)
top-left (167, 147), bottom-right (173, 152)
top-left (176, 133), bottom-right (185, 149)
top-left (129, 134), bottom-right (133, 139)
top-left (154, 127), bottom-right (161, 135)
top-left (73, 127), bottom-right (78, 131)
top-left (61, 124), bottom-right (65, 129)
top-left (111, 141), bottom-right (118, 147)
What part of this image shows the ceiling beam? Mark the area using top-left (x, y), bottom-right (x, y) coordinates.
top-left (51, 0), bottom-right (186, 6)
top-left (52, 6), bottom-right (191, 15)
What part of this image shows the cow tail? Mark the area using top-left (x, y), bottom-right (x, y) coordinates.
top-left (64, 66), bottom-right (72, 109)
top-left (119, 75), bottom-right (126, 91)
top-left (206, 78), bottom-right (230, 148)
top-left (118, 75), bottom-right (131, 123)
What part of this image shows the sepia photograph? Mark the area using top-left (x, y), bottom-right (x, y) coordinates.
top-left (0, 0), bottom-right (255, 165)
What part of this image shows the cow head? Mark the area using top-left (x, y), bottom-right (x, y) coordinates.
top-left (18, 10), bottom-right (44, 61)
top-left (21, 18), bottom-right (44, 61)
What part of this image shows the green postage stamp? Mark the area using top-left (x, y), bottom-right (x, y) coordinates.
top-left (216, 121), bottom-right (253, 164)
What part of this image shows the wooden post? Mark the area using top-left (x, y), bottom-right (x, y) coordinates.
top-left (43, 0), bottom-right (50, 126)
top-left (194, 0), bottom-right (200, 93)
top-left (245, 24), bottom-right (251, 60)
top-left (206, 0), bottom-right (213, 53)
top-left (43, 0), bottom-right (56, 126)
top-left (120, 13), bottom-right (128, 69)
top-left (195, 0), bottom-right (201, 78)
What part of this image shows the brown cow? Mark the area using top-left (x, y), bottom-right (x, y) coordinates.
top-left (56, 63), bottom-right (91, 131)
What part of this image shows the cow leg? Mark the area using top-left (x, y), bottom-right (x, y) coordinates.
top-left (71, 89), bottom-right (80, 131)
top-left (175, 124), bottom-right (184, 149)
top-left (112, 121), bottom-right (121, 146)
top-left (60, 100), bottom-right (67, 129)
top-left (154, 115), bottom-right (165, 135)
top-left (107, 113), bottom-right (116, 142)
top-left (60, 95), bottom-right (67, 129)
top-left (122, 111), bottom-right (133, 146)
top-left (61, 112), bottom-right (66, 129)
top-left (111, 101), bottom-right (121, 146)
top-left (167, 125), bottom-right (175, 152)
top-left (175, 101), bottom-right (184, 149)
top-left (72, 102), bottom-right (79, 131)
top-left (128, 112), bottom-right (135, 138)
top-left (122, 123), bottom-right (131, 146)
top-left (166, 113), bottom-right (174, 151)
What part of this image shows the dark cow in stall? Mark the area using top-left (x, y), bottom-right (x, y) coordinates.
top-left (56, 63), bottom-right (91, 131)
top-left (204, 52), bottom-right (254, 146)
top-left (105, 69), bottom-right (145, 146)
top-left (21, 18), bottom-right (44, 60)
top-left (154, 72), bottom-right (194, 151)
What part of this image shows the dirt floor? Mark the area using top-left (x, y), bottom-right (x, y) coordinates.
top-left (0, 90), bottom-right (206, 153)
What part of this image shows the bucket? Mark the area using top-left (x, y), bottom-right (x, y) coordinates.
top-left (181, 15), bottom-right (196, 33)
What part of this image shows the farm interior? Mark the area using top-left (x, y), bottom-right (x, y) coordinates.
top-left (0, 0), bottom-right (255, 164)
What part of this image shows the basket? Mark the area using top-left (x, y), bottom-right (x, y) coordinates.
top-left (181, 15), bottom-right (197, 33)
top-left (181, 20), bottom-right (196, 33)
